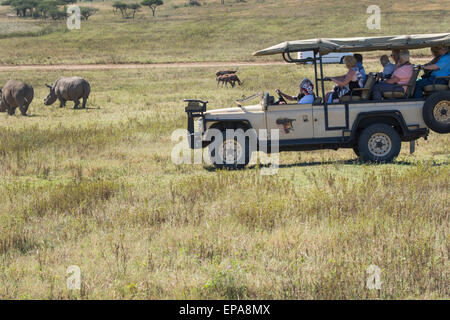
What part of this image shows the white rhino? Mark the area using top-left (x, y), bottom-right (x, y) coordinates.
top-left (44, 77), bottom-right (91, 109)
top-left (0, 80), bottom-right (34, 116)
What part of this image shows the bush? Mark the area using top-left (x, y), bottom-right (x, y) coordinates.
top-left (141, 0), bottom-right (163, 17)
top-left (187, 0), bottom-right (200, 6)
top-left (113, 2), bottom-right (141, 19)
top-left (80, 6), bottom-right (98, 20)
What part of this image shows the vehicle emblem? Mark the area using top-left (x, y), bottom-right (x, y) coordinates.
top-left (276, 118), bottom-right (296, 134)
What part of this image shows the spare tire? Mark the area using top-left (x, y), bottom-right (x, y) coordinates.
top-left (423, 91), bottom-right (450, 134)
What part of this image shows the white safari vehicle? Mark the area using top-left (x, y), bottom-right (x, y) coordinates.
top-left (185, 34), bottom-right (450, 168)
top-left (297, 51), bottom-right (353, 64)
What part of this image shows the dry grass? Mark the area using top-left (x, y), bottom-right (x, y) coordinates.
top-left (0, 63), bottom-right (448, 299)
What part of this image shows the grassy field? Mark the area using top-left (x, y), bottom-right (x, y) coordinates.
top-left (0, 0), bottom-right (449, 64)
top-left (0, 61), bottom-right (448, 299)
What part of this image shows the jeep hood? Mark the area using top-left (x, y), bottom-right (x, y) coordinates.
top-left (204, 104), bottom-right (262, 117)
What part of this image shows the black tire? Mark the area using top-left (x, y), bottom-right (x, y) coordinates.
top-left (422, 91), bottom-right (450, 134)
top-left (358, 124), bottom-right (401, 163)
top-left (353, 145), bottom-right (360, 157)
top-left (208, 129), bottom-right (253, 169)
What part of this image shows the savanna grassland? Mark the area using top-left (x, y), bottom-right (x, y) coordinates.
top-left (0, 63), bottom-right (449, 299)
top-left (0, 0), bottom-right (449, 64)
top-left (0, 0), bottom-right (449, 300)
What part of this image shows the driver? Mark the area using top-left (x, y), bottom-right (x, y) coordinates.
top-left (275, 78), bottom-right (315, 104)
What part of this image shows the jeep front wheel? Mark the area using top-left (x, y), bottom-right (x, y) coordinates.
top-left (208, 130), bottom-right (251, 169)
top-left (358, 124), bottom-right (401, 163)
top-left (423, 91), bottom-right (450, 133)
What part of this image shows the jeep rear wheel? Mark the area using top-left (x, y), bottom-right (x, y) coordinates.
top-left (358, 124), bottom-right (401, 162)
top-left (208, 130), bottom-right (251, 169)
top-left (423, 91), bottom-right (450, 133)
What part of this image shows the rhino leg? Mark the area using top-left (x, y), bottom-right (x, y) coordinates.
top-left (81, 97), bottom-right (87, 109)
top-left (0, 101), bottom-right (7, 112)
top-left (19, 104), bottom-right (29, 116)
top-left (59, 99), bottom-right (66, 108)
top-left (73, 99), bottom-right (80, 109)
top-left (7, 106), bottom-right (16, 116)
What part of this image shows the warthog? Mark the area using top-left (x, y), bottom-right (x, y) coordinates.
top-left (216, 70), bottom-right (237, 77)
top-left (217, 74), bottom-right (243, 88)
top-left (44, 77), bottom-right (91, 109)
top-left (0, 80), bottom-right (34, 116)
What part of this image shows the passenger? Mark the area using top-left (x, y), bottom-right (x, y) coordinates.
top-left (391, 49), bottom-right (401, 68)
top-left (372, 50), bottom-right (413, 100)
top-left (379, 55), bottom-right (395, 79)
top-left (413, 45), bottom-right (450, 98)
top-left (354, 54), bottom-right (367, 84)
top-left (420, 46), bottom-right (443, 80)
top-left (276, 78), bottom-right (315, 104)
top-left (325, 56), bottom-right (363, 103)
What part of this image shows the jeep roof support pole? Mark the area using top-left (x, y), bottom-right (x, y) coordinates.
top-left (319, 54), bottom-right (326, 106)
top-left (314, 50), bottom-right (319, 98)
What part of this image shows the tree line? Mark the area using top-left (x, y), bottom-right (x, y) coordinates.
top-left (112, 0), bottom-right (163, 19)
top-left (1, 0), bottom-right (98, 20)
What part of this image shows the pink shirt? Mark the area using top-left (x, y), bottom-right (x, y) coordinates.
top-left (393, 64), bottom-right (413, 92)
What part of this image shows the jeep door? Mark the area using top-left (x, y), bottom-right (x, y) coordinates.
top-left (312, 103), bottom-right (346, 138)
top-left (265, 103), bottom-right (314, 140)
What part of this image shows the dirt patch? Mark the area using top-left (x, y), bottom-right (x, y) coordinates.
top-left (0, 61), bottom-right (286, 71)
top-left (0, 57), bottom-right (430, 71)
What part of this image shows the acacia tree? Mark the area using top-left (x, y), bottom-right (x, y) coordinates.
top-left (80, 6), bottom-right (98, 20)
top-left (141, 0), bottom-right (163, 17)
top-left (127, 3), bottom-right (140, 19)
top-left (112, 1), bottom-right (127, 16)
top-left (113, 2), bottom-right (140, 19)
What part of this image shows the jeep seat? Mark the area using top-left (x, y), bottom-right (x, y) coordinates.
top-left (382, 67), bottom-right (420, 99)
top-left (423, 84), bottom-right (449, 92)
top-left (422, 76), bottom-right (450, 95)
top-left (339, 73), bottom-right (376, 102)
top-left (382, 91), bottom-right (407, 99)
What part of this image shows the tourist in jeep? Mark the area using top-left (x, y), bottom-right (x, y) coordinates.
top-left (354, 54), bottom-right (367, 84)
top-left (391, 49), bottom-right (401, 67)
top-left (379, 54), bottom-right (395, 79)
top-left (275, 78), bottom-right (315, 104)
top-left (421, 46), bottom-right (443, 79)
top-left (325, 56), bottom-right (364, 103)
top-left (372, 50), bottom-right (413, 100)
top-left (413, 45), bottom-right (450, 98)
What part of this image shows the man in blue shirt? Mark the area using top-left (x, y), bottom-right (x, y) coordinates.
top-left (354, 54), bottom-right (367, 84)
top-left (414, 46), bottom-right (450, 98)
top-left (380, 55), bottom-right (395, 79)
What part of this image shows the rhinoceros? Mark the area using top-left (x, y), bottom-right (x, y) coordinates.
top-left (0, 80), bottom-right (34, 116)
top-left (44, 77), bottom-right (91, 109)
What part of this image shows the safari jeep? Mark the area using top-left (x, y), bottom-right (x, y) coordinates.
top-left (185, 34), bottom-right (450, 168)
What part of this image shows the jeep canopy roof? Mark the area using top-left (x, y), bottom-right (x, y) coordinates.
top-left (253, 33), bottom-right (450, 56)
